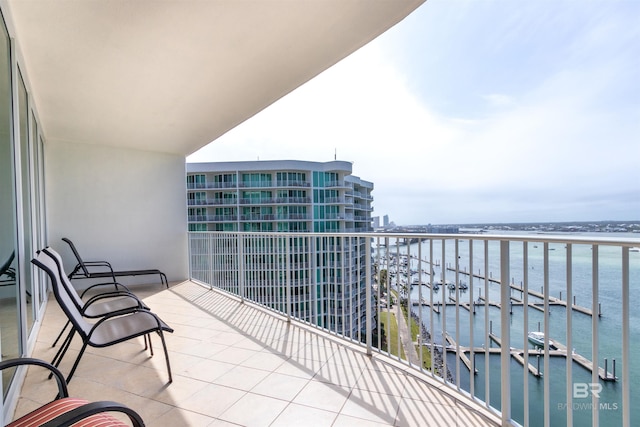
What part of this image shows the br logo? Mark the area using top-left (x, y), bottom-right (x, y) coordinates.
top-left (573, 383), bottom-right (602, 399)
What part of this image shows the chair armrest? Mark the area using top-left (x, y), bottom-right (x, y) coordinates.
top-left (80, 281), bottom-right (132, 298)
top-left (82, 260), bottom-right (113, 269)
top-left (0, 358), bottom-right (68, 399)
top-left (69, 261), bottom-right (116, 281)
top-left (39, 400), bottom-right (145, 427)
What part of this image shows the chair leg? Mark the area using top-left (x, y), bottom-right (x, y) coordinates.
top-left (52, 329), bottom-right (74, 368)
top-left (160, 272), bottom-right (168, 288)
top-left (66, 341), bottom-right (88, 384)
top-left (52, 320), bottom-right (71, 347)
top-left (49, 329), bottom-right (75, 379)
top-left (157, 330), bottom-right (172, 383)
top-left (147, 334), bottom-right (154, 356)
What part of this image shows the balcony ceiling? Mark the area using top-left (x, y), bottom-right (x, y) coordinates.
top-left (5, 0), bottom-right (424, 156)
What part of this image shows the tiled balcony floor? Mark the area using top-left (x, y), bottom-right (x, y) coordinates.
top-left (14, 281), bottom-right (500, 426)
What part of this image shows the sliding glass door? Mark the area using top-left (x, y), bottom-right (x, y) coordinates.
top-left (0, 11), bottom-right (19, 397)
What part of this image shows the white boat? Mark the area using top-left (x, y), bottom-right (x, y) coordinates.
top-left (528, 331), bottom-right (545, 346)
top-left (630, 247), bottom-right (640, 252)
top-left (446, 280), bottom-right (468, 291)
top-left (528, 331), bottom-right (556, 349)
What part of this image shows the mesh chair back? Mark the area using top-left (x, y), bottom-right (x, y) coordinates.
top-left (62, 237), bottom-right (91, 276)
top-left (41, 247), bottom-right (86, 310)
top-left (32, 250), bottom-right (92, 337)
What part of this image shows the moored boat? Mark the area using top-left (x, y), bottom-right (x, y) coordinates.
top-left (528, 331), bottom-right (556, 349)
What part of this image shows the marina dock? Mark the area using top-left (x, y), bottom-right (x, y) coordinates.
top-left (403, 264), bottom-right (596, 317)
top-left (439, 333), bottom-right (617, 381)
top-left (508, 283), bottom-right (595, 316)
top-left (448, 267), bottom-right (597, 317)
top-left (384, 254), bottom-right (601, 320)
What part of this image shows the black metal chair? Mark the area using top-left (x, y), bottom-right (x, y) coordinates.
top-left (0, 250), bottom-right (16, 284)
top-left (62, 237), bottom-right (169, 288)
top-left (42, 245), bottom-right (151, 348)
top-left (32, 248), bottom-right (173, 384)
top-left (0, 357), bottom-right (145, 426)
top-left (49, 273), bottom-right (150, 348)
top-left (1, 250), bottom-right (33, 302)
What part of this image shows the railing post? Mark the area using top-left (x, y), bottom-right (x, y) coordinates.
top-left (522, 242), bottom-right (529, 427)
top-left (500, 240), bottom-right (511, 425)
top-left (592, 245), bottom-right (599, 426)
top-left (238, 233), bottom-right (245, 302)
top-left (566, 244), bottom-right (573, 427)
top-left (311, 236), bottom-right (317, 326)
top-left (187, 232), bottom-right (193, 280)
top-left (365, 237), bottom-right (372, 356)
top-left (286, 234), bottom-right (291, 322)
top-left (543, 242), bottom-right (550, 427)
top-left (622, 246), bottom-right (630, 427)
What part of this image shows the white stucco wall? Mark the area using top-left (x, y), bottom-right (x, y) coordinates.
top-left (45, 140), bottom-right (188, 284)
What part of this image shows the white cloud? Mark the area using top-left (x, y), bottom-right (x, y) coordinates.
top-left (190, 42), bottom-right (461, 179)
top-left (482, 94), bottom-right (515, 108)
top-left (189, 1), bottom-right (639, 225)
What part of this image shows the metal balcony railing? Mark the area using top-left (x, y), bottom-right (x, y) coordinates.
top-left (188, 231), bottom-right (639, 427)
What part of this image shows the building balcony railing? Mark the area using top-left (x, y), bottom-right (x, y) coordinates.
top-left (239, 197), bottom-right (276, 205)
top-left (324, 180), bottom-right (348, 188)
top-left (274, 197), bottom-right (312, 204)
top-left (188, 230), bottom-right (639, 427)
top-left (189, 214), bottom-right (239, 222)
top-left (275, 213), bottom-right (310, 220)
top-left (187, 198), bottom-right (237, 206)
top-left (324, 197), bottom-right (346, 204)
top-left (240, 214), bottom-right (277, 221)
top-left (238, 181), bottom-right (274, 188)
top-left (275, 180), bottom-right (311, 188)
top-left (187, 181), bottom-right (237, 189)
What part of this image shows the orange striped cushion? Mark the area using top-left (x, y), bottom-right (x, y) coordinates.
top-left (9, 397), bottom-right (130, 427)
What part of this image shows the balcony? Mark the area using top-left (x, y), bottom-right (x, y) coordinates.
top-left (10, 231), bottom-right (637, 426)
top-left (188, 231), bottom-right (639, 427)
top-left (13, 280), bottom-right (498, 426)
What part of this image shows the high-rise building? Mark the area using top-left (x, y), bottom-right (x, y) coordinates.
top-left (186, 160), bottom-right (374, 337)
top-left (187, 160), bottom-right (373, 233)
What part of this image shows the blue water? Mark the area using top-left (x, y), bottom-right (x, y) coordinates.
top-left (384, 231), bottom-right (640, 426)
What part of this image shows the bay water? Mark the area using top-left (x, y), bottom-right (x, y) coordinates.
top-left (389, 231), bottom-right (640, 426)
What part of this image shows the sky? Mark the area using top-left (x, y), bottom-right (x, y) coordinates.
top-left (187, 0), bottom-right (640, 226)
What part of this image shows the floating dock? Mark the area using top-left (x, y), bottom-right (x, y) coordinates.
top-left (408, 276), bottom-right (595, 317)
top-left (440, 333), bottom-right (617, 381)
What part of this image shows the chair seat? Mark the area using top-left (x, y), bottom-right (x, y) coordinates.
top-left (89, 310), bottom-right (174, 347)
top-left (83, 295), bottom-right (147, 317)
top-left (8, 397), bottom-right (130, 427)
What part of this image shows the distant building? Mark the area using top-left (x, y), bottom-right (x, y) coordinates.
top-left (186, 160), bottom-right (374, 337)
top-left (373, 216), bottom-right (380, 229)
top-left (425, 224), bottom-right (459, 234)
top-left (186, 160), bottom-right (373, 233)
top-left (383, 214), bottom-right (390, 227)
